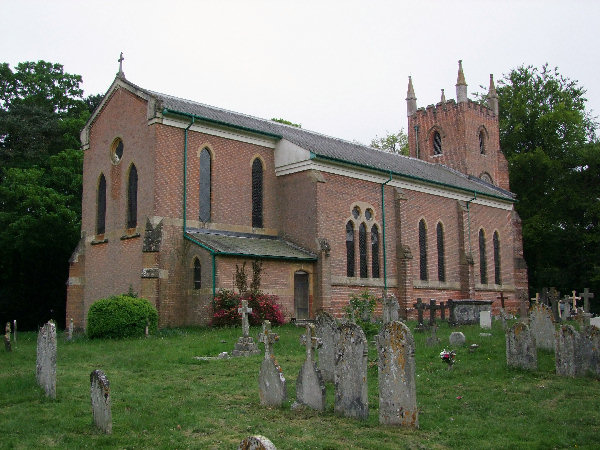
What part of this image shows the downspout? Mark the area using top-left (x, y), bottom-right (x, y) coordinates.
top-left (182, 118), bottom-right (217, 298)
top-left (466, 192), bottom-right (477, 258)
top-left (381, 171), bottom-right (393, 293)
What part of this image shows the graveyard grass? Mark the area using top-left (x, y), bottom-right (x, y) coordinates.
top-left (1, 321), bottom-right (599, 449)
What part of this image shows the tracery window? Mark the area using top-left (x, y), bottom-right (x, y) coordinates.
top-left (346, 221), bottom-right (355, 277)
top-left (433, 131), bottom-right (442, 155)
top-left (437, 222), bottom-right (445, 282)
top-left (479, 229), bottom-right (487, 284)
top-left (199, 148), bottom-right (211, 222)
top-left (193, 258), bottom-right (201, 290)
top-left (127, 164), bottom-right (138, 229)
top-left (419, 219), bottom-right (428, 281)
top-left (479, 130), bottom-right (486, 154)
top-left (371, 225), bottom-right (380, 278)
top-left (493, 231), bottom-right (501, 285)
top-left (97, 174), bottom-right (106, 235)
top-left (252, 158), bottom-right (263, 228)
top-left (359, 223), bottom-right (367, 278)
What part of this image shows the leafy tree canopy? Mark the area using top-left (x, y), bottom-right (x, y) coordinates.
top-left (370, 129), bottom-right (409, 156)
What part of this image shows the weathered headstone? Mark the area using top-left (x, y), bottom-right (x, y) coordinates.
top-left (238, 435), bottom-right (277, 450)
top-left (560, 295), bottom-right (572, 320)
top-left (579, 326), bottom-right (600, 378)
top-left (4, 322), bottom-right (11, 352)
top-left (334, 322), bottom-right (368, 420)
top-left (426, 324), bottom-right (440, 347)
top-left (413, 298), bottom-right (426, 331)
top-left (581, 288), bottom-right (595, 313)
top-left (548, 288), bottom-right (560, 322)
top-left (590, 317), bottom-right (600, 329)
top-left (314, 312), bottom-right (337, 383)
top-left (499, 308), bottom-right (509, 331)
top-left (447, 299), bottom-right (492, 325)
top-left (13, 319), bottom-right (17, 344)
top-left (518, 290), bottom-right (529, 322)
top-left (232, 300), bottom-right (260, 357)
top-left (67, 318), bottom-right (74, 341)
top-left (480, 310), bottom-right (492, 330)
top-left (376, 321), bottom-right (419, 427)
top-left (382, 294), bottom-right (399, 325)
top-left (506, 322), bottom-right (537, 370)
top-left (555, 325), bottom-right (581, 377)
top-left (449, 331), bottom-right (466, 347)
top-left (36, 321), bottom-right (57, 398)
top-left (296, 324), bottom-right (326, 411)
top-left (90, 369), bottom-right (112, 434)
top-left (258, 321), bottom-right (286, 406)
top-left (529, 303), bottom-right (555, 351)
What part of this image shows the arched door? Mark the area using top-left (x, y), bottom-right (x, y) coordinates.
top-left (294, 271), bottom-right (309, 319)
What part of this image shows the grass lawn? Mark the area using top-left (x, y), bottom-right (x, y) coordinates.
top-left (1, 320), bottom-right (599, 449)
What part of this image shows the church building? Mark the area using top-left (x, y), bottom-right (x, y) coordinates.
top-left (66, 61), bottom-right (528, 329)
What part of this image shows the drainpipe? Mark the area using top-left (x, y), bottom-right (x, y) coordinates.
top-left (414, 125), bottom-right (420, 159)
top-left (381, 171), bottom-right (393, 293)
top-left (466, 192), bottom-right (477, 258)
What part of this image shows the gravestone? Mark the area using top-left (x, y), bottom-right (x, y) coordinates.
top-left (376, 321), bottom-right (419, 427)
top-left (548, 288), bottom-right (560, 322)
top-left (499, 308), bottom-right (510, 331)
top-left (4, 322), bottom-right (11, 352)
top-left (590, 317), bottom-right (600, 329)
top-left (428, 299), bottom-right (441, 326)
top-left (426, 324), bottom-right (440, 347)
top-left (314, 312), bottom-right (337, 383)
top-left (449, 332), bottom-right (466, 347)
top-left (334, 322), bottom-right (368, 420)
top-left (382, 294), bottom-right (399, 324)
top-left (528, 303), bottom-right (555, 351)
top-left (258, 321), bottom-right (286, 406)
top-left (581, 288), bottom-right (595, 313)
top-left (67, 318), bottom-right (74, 341)
top-left (480, 310), bottom-right (492, 329)
top-left (90, 369), bottom-right (112, 434)
top-left (579, 326), bottom-right (600, 378)
top-left (36, 321), bottom-right (57, 398)
top-left (570, 290), bottom-right (582, 312)
top-left (13, 320), bottom-right (17, 344)
top-left (296, 324), bottom-right (326, 411)
top-left (556, 325), bottom-right (600, 378)
top-left (238, 435), bottom-right (277, 450)
top-left (413, 298), bottom-right (426, 331)
top-left (232, 300), bottom-right (260, 357)
top-left (506, 322), bottom-right (537, 370)
top-left (518, 290), bottom-right (529, 322)
top-left (447, 299), bottom-right (492, 325)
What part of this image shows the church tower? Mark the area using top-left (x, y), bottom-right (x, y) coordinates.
top-left (406, 61), bottom-right (510, 191)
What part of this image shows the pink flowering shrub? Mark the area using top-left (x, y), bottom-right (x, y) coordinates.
top-left (211, 289), bottom-right (285, 327)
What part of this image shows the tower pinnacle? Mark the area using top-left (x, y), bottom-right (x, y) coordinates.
top-left (455, 60), bottom-right (467, 103)
top-left (406, 76), bottom-right (417, 116)
top-left (486, 74), bottom-right (499, 115)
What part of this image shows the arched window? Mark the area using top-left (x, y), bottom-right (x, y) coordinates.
top-left (96, 174), bottom-right (106, 235)
top-left (479, 229), bottom-right (487, 284)
top-left (359, 223), bottom-right (367, 278)
top-left (419, 219), bottom-right (428, 281)
top-left (437, 222), bottom-right (445, 282)
top-left (127, 164), bottom-right (138, 229)
top-left (433, 131), bottom-right (442, 155)
top-left (199, 148), bottom-right (211, 222)
top-left (479, 130), bottom-right (486, 154)
top-left (371, 225), bottom-right (380, 278)
top-left (252, 158), bottom-right (263, 228)
top-left (193, 258), bottom-right (201, 290)
top-left (346, 221), bottom-right (355, 277)
top-left (493, 231), bottom-right (501, 285)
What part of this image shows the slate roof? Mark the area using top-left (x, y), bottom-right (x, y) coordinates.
top-left (185, 229), bottom-right (317, 261)
top-left (121, 78), bottom-right (515, 202)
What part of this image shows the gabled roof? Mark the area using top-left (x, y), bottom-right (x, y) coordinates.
top-left (87, 76), bottom-right (515, 202)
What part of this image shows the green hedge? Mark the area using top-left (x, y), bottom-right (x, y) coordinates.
top-left (87, 295), bottom-right (158, 339)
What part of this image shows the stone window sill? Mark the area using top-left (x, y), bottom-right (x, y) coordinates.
top-left (331, 276), bottom-right (396, 288)
top-left (121, 230), bottom-right (141, 240)
top-left (413, 280), bottom-right (460, 290)
top-left (91, 236), bottom-right (108, 245)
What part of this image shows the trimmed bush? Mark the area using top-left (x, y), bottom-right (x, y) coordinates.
top-left (87, 295), bottom-right (158, 339)
top-left (212, 289), bottom-right (285, 327)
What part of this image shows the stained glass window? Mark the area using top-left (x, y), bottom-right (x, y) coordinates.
top-left (359, 223), bottom-right (367, 278)
top-left (346, 221), bottom-right (355, 277)
top-left (479, 229), bottom-right (487, 284)
top-left (371, 225), bottom-right (380, 278)
top-left (493, 231), bottom-right (501, 285)
top-left (97, 174), bottom-right (106, 235)
top-left (433, 131), bottom-right (442, 155)
top-left (252, 159), bottom-right (263, 228)
top-left (127, 164), bottom-right (138, 229)
top-left (199, 148), bottom-right (211, 222)
top-left (437, 222), bottom-right (445, 282)
top-left (419, 219), bottom-right (428, 280)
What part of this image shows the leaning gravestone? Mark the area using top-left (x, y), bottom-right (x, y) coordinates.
top-left (376, 321), bottom-right (419, 427)
top-left (314, 312), bottom-right (337, 383)
top-left (506, 322), bottom-right (537, 370)
top-left (296, 324), bottom-right (326, 411)
top-left (555, 325), bottom-right (581, 377)
top-left (334, 322), bottom-right (368, 420)
top-left (258, 321), bottom-right (287, 407)
top-left (238, 435), bottom-right (277, 450)
top-left (449, 332), bottom-right (466, 347)
top-left (382, 294), bottom-right (399, 325)
top-left (90, 369), bottom-right (112, 434)
top-left (36, 321), bottom-right (57, 398)
top-left (480, 310), bottom-right (492, 330)
top-left (232, 300), bottom-right (260, 357)
top-left (529, 303), bottom-right (555, 351)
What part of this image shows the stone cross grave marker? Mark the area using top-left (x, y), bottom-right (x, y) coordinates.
top-left (518, 290), bottom-right (529, 322)
top-left (428, 299), bottom-right (440, 326)
top-left (548, 287), bottom-right (560, 322)
top-left (4, 322), bottom-right (11, 352)
top-left (531, 293), bottom-right (540, 305)
top-left (528, 303), bottom-right (555, 351)
top-left (36, 321), bottom-right (57, 398)
top-left (497, 291), bottom-right (506, 309)
top-left (296, 324), bottom-right (326, 411)
top-left (560, 295), bottom-right (572, 320)
top-left (315, 311), bottom-right (337, 383)
top-left (506, 322), bottom-right (537, 370)
top-left (382, 294), bottom-right (399, 325)
top-left (581, 288), bottom-right (595, 313)
top-left (376, 321), bottom-right (419, 427)
top-left (480, 310), bottom-right (492, 330)
top-left (232, 300), bottom-right (260, 357)
top-left (334, 322), bottom-right (369, 420)
top-left (413, 298), bottom-right (426, 331)
top-left (90, 369), bottom-right (112, 434)
top-left (237, 435), bottom-right (277, 450)
top-left (258, 321), bottom-right (287, 406)
top-left (570, 291), bottom-right (582, 313)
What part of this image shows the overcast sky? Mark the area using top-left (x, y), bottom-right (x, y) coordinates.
top-left (2, 1), bottom-right (599, 145)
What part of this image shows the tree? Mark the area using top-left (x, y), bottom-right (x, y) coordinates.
top-left (495, 64), bottom-right (600, 304)
top-left (0, 61), bottom-right (93, 329)
top-left (370, 129), bottom-right (409, 156)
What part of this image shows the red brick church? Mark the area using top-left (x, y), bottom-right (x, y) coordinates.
top-left (66, 61), bottom-right (528, 329)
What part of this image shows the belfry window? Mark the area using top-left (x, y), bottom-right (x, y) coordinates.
top-left (493, 231), bottom-right (501, 285)
top-left (199, 148), bottom-right (211, 222)
top-left (433, 131), bottom-right (442, 155)
top-left (127, 164), bottom-right (138, 229)
top-left (479, 229), bottom-right (487, 284)
top-left (252, 158), bottom-right (263, 228)
top-left (371, 225), bottom-right (380, 278)
top-left (346, 221), bottom-right (355, 277)
top-left (479, 130), bottom-right (486, 154)
top-left (359, 223), bottom-right (367, 278)
top-left (437, 222), bottom-right (445, 282)
top-left (96, 174), bottom-right (106, 235)
top-left (419, 219), bottom-right (428, 281)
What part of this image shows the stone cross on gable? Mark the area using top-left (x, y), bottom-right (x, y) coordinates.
top-left (238, 300), bottom-right (252, 338)
top-left (570, 290), bottom-right (581, 311)
top-left (581, 288), bottom-right (595, 313)
top-left (259, 321), bottom-right (279, 359)
top-left (117, 52), bottom-right (125, 78)
top-left (300, 323), bottom-right (322, 361)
